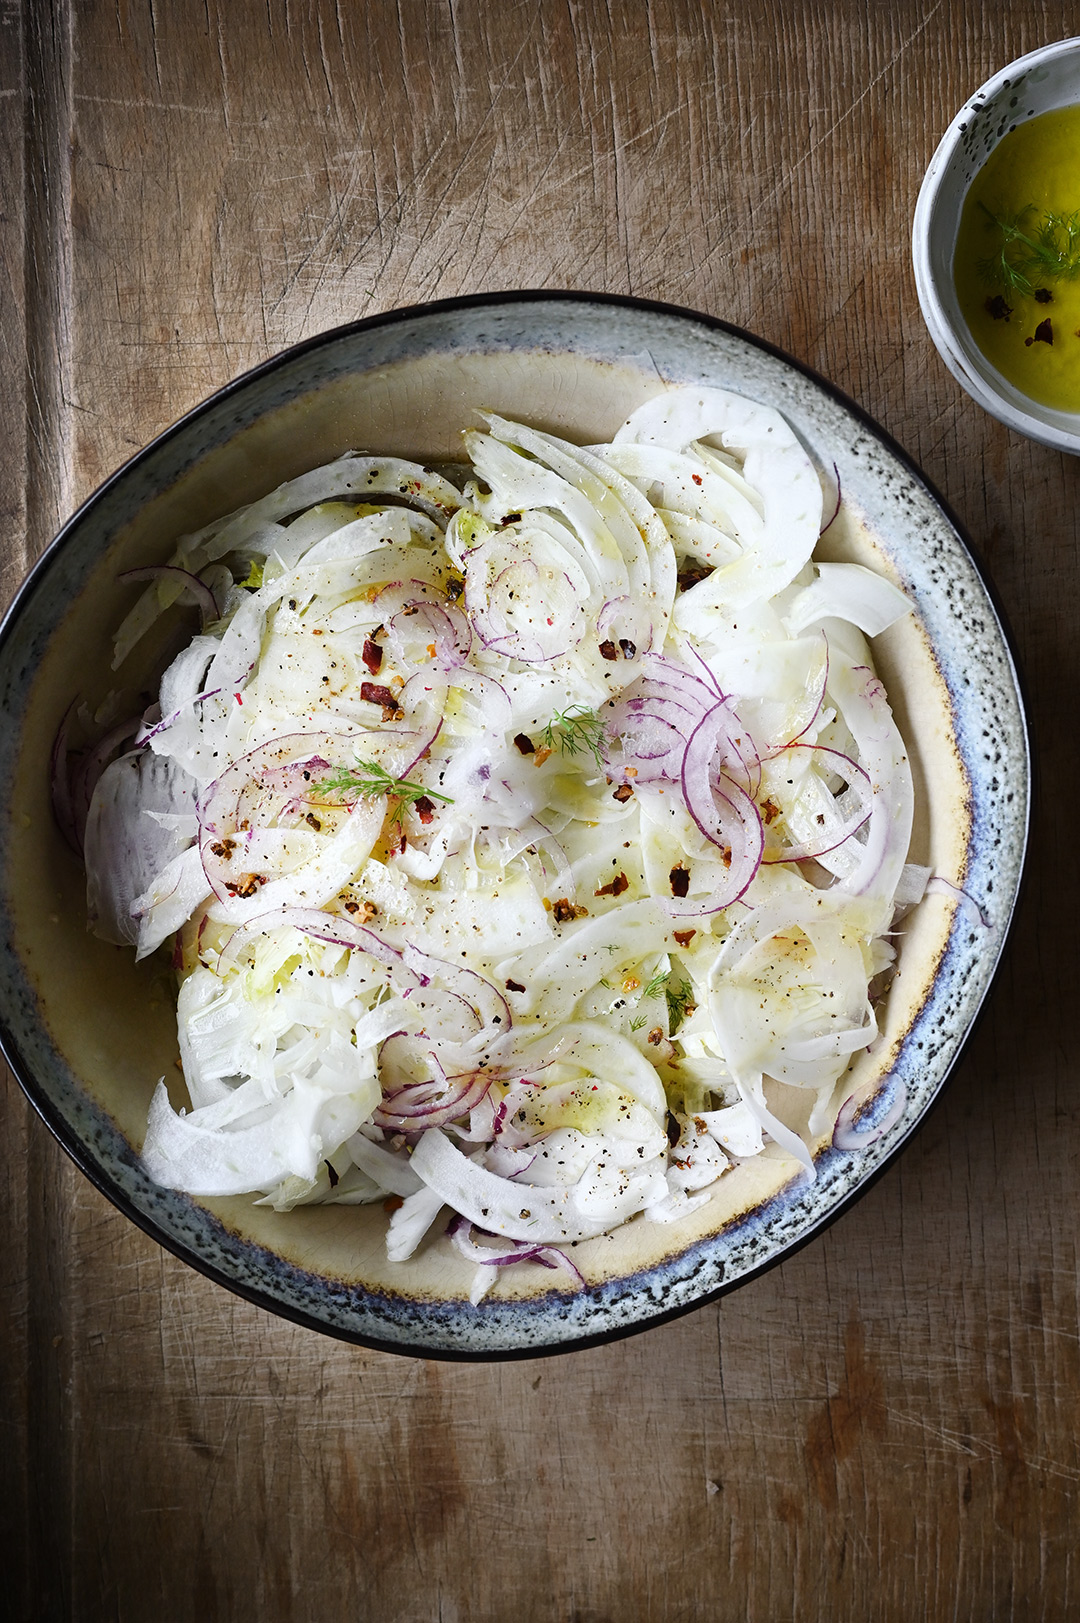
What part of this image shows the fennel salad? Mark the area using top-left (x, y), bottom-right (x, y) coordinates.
top-left (60, 386), bottom-right (922, 1302)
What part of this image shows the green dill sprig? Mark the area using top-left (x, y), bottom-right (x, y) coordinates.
top-left (541, 705), bottom-right (607, 769)
top-left (316, 759), bottom-right (453, 825)
top-left (642, 968), bottom-right (671, 1000)
top-left (641, 968), bottom-right (696, 1035)
top-left (664, 980), bottom-right (697, 1036)
top-left (977, 201), bottom-right (1080, 296)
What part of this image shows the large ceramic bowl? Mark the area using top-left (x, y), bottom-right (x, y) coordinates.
top-left (913, 37), bottom-right (1080, 453)
top-left (0, 292), bottom-right (1028, 1358)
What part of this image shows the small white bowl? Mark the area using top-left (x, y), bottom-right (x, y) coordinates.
top-left (913, 37), bottom-right (1080, 454)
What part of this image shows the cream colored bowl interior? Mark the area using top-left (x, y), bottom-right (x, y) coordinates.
top-left (9, 349), bottom-right (967, 1304)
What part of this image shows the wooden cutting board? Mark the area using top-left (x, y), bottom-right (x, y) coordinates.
top-left (2, 3), bottom-right (1076, 1618)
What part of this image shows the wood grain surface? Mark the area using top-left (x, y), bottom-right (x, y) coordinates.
top-left (3, 2), bottom-right (1077, 1619)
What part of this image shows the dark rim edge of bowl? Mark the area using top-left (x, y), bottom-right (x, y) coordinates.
top-left (0, 287), bottom-right (1033, 1361)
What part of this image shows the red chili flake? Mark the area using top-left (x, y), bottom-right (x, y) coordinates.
top-left (234, 692), bottom-right (243, 705)
top-left (360, 680), bottom-right (403, 719)
top-left (415, 795), bottom-right (435, 825)
top-left (984, 293), bottom-right (1013, 321)
top-left (552, 898), bottom-right (589, 923)
top-left (383, 1195), bottom-right (405, 1214)
top-left (599, 640), bottom-right (619, 661)
top-left (647, 1027), bottom-right (665, 1046)
top-left (761, 797), bottom-right (781, 826)
top-left (594, 871), bottom-right (629, 898)
top-left (669, 864), bottom-right (690, 898)
top-left (225, 873), bottom-right (265, 899)
top-left (209, 838), bottom-right (236, 859)
top-left (612, 783), bottom-right (635, 802)
top-left (305, 812), bottom-right (322, 831)
top-left (360, 681), bottom-right (396, 708)
top-left (618, 638), bottom-right (636, 659)
top-left (506, 978), bottom-right (526, 993)
top-left (362, 638), bottom-right (383, 674)
top-left (676, 560), bottom-right (713, 593)
top-left (673, 929), bottom-right (696, 948)
top-left (398, 833), bottom-right (407, 853)
top-left (514, 733), bottom-right (535, 755)
top-left (1034, 287), bottom-right (1053, 304)
top-left (1025, 319), bottom-right (1054, 347)
top-left (343, 899), bottom-right (378, 920)
top-left (691, 473), bottom-right (703, 485)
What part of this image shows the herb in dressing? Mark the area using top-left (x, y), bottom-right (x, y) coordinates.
top-left (954, 104), bottom-right (1080, 412)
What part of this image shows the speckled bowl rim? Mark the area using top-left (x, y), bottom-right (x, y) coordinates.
top-left (912, 36), bottom-right (1080, 453)
top-left (0, 290), bottom-right (1031, 1360)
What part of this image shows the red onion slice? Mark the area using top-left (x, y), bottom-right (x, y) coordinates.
top-left (71, 716), bottom-right (142, 832)
top-left (602, 653), bottom-right (723, 784)
top-left (375, 1049), bottom-right (491, 1131)
top-left (640, 650), bottom-right (719, 711)
top-left (447, 1214), bottom-right (585, 1288)
top-left (596, 595), bottom-right (650, 657)
top-left (386, 599), bottom-right (472, 673)
top-left (138, 686), bottom-right (227, 748)
top-left (52, 705), bottom-right (144, 856)
top-left (119, 564), bottom-right (220, 626)
top-left (832, 1079), bottom-right (907, 1150)
top-left (401, 945), bottom-right (512, 1035)
top-left (682, 641), bottom-right (725, 700)
top-left (819, 464), bottom-right (842, 537)
top-left (215, 905), bottom-right (422, 984)
top-left (469, 555), bottom-right (585, 663)
top-left (604, 705), bottom-right (687, 785)
top-left (924, 876), bottom-right (990, 929)
top-left (760, 744), bottom-right (872, 865)
top-left (680, 704), bottom-right (765, 903)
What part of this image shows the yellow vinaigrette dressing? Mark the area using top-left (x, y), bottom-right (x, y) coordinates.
top-left (954, 104), bottom-right (1080, 412)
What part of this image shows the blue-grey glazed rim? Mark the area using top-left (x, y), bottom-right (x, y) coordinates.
top-left (0, 290), bottom-right (1030, 1360)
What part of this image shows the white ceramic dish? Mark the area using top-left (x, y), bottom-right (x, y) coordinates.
top-left (913, 36), bottom-right (1080, 453)
top-left (0, 293), bottom-right (1029, 1357)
